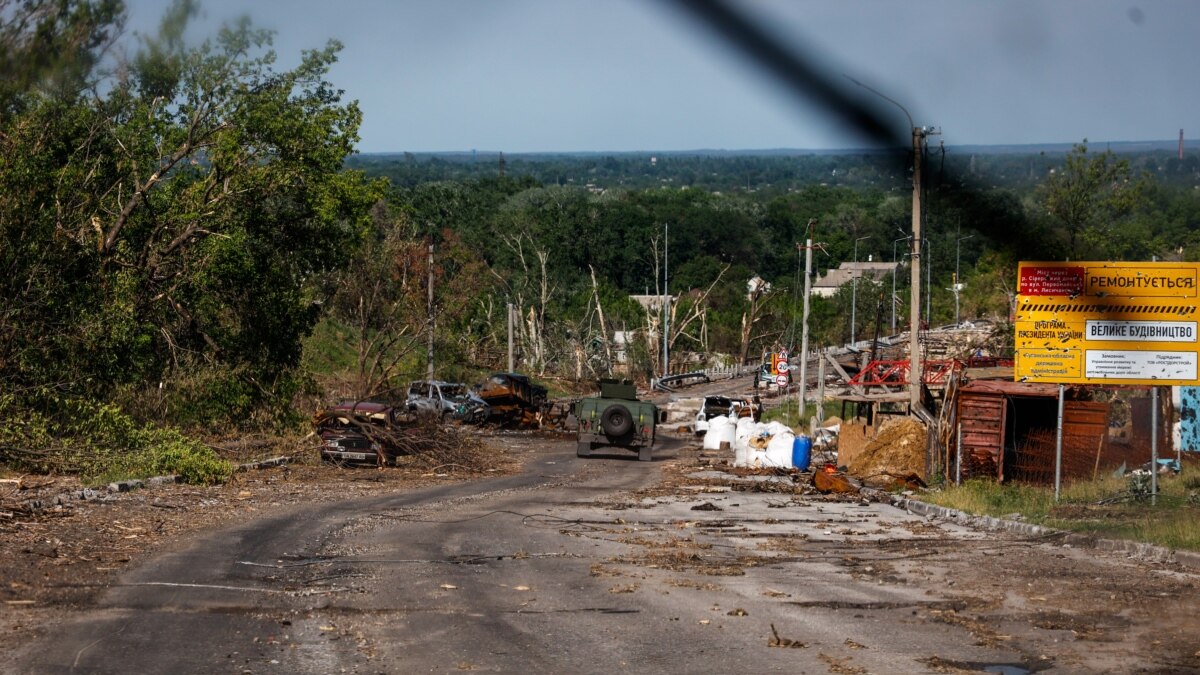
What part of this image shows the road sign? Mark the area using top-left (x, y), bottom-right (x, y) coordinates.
top-left (775, 374), bottom-right (788, 387)
top-left (1014, 261), bottom-right (1200, 385)
top-left (772, 351), bottom-right (788, 375)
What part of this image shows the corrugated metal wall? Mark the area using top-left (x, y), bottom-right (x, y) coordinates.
top-left (956, 387), bottom-right (1109, 484)
top-left (958, 393), bottom-right (1005, 481)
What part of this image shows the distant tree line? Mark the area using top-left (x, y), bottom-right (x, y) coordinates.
top-left (7, 0), bottom-right (1200, 466)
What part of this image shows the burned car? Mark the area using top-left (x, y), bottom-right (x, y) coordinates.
top-left (476, 372), bottom-right (550, 427)
top-left (405, 380), bottom-right (490, 424)
top-left (315, 400), bottom-right (414, 466)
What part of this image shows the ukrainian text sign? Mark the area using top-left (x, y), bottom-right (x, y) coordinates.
top-left (1014, 261), bottom-right (1200, 385)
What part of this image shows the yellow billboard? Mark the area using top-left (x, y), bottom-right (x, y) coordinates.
top-left (1014, 262), bottom-right (1200, 385)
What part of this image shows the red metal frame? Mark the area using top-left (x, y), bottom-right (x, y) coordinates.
top-left (848, 359), bottom-right (957, 387)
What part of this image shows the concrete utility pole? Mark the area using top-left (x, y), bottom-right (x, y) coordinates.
top-left (909, 125), bottom-right (931, 412)
top-left (798, 222), bottom-right (815, 418)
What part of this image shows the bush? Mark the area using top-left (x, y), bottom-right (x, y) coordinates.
top-left (0, 392), bottom-right (233, 485)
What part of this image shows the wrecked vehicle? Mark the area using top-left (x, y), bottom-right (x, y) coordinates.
top-left (315, 400), bottom-right (415, 466)
top-left (406, 380), bottom-right (490, 424)
top-left (575, 379), bottom-right (662, 461)
top-left (693, 395), bottom-right (759, 435)
top-left (476, 372), bottom-right (550, 427)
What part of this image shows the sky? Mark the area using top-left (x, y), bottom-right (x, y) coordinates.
top-left (122, 0), bottom-right (1200, 154)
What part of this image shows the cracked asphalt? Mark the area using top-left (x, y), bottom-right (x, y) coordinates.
top-left (6, 432), bottom-right (1200, 674)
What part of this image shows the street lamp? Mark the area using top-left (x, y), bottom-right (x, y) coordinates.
top-left (891, 234), bottom-right (911, 332)
top-left (850, 235), bottom-right (871, 344)
top-left (846, 75), bottom-right (938, 413)
top-left (954, 234), bottom-right (974, 325)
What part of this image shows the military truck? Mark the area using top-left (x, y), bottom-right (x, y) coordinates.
top-left (575, 379), bottom-right (661, 461)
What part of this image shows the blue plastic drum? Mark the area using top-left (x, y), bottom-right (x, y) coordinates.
top-left (792, 435), bottom-right (812, 471)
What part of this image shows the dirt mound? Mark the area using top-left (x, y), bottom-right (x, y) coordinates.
top-left (846, 417), bottom-right (927, 483)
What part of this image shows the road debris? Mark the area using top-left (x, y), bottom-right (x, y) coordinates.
top-left (768, 623), bottom-right (805, 648)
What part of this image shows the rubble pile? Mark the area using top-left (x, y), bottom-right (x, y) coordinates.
top-left (847, 417), bottom-right (927, 485)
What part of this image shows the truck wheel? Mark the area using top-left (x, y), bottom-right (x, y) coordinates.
top-left (600, 404), bottom-right (633, 437)
top-left (577, 441), bottom-right (592, 458)
top-left (638, 447), bottom-right (653, 462)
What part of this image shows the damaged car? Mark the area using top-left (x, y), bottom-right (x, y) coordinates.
top-left (315, 400), bottom-right (415, 466)
top-left (405, 380), bottom-right (490, 424)
top-left (476, 372), bottom-right (550, 427)
top-left (692, 395), bottom-right (759, 435)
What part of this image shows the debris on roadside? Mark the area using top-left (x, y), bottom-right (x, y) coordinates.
top-left (812, 470), bottom-right (860, 495)
top-left (768, 623), bottom-right (806, 648)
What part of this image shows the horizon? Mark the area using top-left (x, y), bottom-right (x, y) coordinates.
top-left (123, 1), bottom-right (1200, 156)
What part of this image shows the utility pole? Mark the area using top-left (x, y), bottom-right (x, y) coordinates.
top-left (662, 222), bottom-right (670, 377)
top-left (954, 234), bottom-right (974, 325)
top-left (506, 302), bottom-right (514, 372)
top-left (924, 236), bottom-right (931, 326)
top-left (850, 235), bottom-right (870, 344)
top-left (426, 243), bottom-right (435, 382)
top-left (798, 221), bottom-right (815, 419)
top-left (909, 125), bottom-right (927, 413)
top-left (891, 234), bottom-right (909, 333)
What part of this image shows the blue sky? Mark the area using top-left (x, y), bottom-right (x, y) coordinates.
top-left (123, 0), bottom-right (1200, 154)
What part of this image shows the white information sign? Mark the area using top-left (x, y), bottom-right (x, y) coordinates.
top-left (1085, 320), bottom-right (1197, 343)
top-left (1083, 350), bottom-right (1198, 380)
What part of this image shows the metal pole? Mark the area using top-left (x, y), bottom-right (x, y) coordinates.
top-left (955, 421), bottom-right (962, 486)
top-left (506, 302), bottom-right (514, 372)
top-left (815, 354), bottom-right (826, 434)
top-left (923, 236), bottom-right (931, 327)
top-left (426, 243), bottom-right (435, 381)
top-left (955, 234), bottom-right (974, 325)
top-left (663, 223), bottom-right (669, 376)
top-left (799, 236), bottom-right (813, 418)
top-left (1054, 383), bottom-right (1065, 501)
top-left (891, 236), bottom-right (907, 333)
top-left (1152, 386), bottom-right (1159, 505)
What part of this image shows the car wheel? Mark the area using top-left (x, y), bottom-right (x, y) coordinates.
top-left (600, 404), bottom-right (633, 437)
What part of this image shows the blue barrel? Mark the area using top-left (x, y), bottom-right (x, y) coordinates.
top-left (792, 435), bottom-right (812, 471)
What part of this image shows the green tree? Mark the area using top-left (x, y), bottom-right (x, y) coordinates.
top-left (1040, 141), bottom-right (1149, 259)
top-left (0, 0), bottom-right (383, 424)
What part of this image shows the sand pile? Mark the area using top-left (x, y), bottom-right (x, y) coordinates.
top-left (846, 417), bottom-right (927, 483)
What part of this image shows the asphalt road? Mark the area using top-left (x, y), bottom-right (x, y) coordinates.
top-left (15, 433), bottom-right (1200, 674)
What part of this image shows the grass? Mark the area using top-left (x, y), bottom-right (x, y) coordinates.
top-left (923, 461), bottom-right (1200, 552)
top-left (760, 399), bottom-right (850, 429)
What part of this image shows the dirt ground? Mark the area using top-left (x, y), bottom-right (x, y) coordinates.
top-left (0, 430), bottom-right (540, 658)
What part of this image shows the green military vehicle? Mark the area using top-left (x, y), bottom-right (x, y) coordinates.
top-left (575, 379), bottom-right (661, 461)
